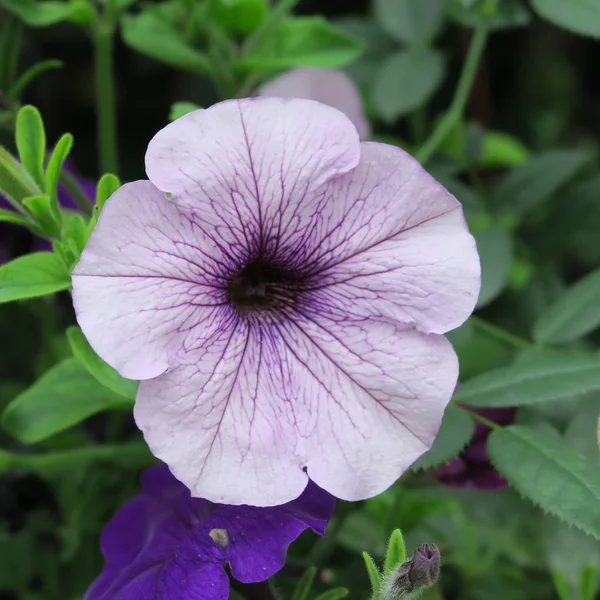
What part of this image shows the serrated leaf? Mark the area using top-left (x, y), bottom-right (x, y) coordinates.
top-left (533, 267), bottom-right (600, 344)
top-left (491, 149), bottom-right (590, 216)
top-left (532, 0), bottom-right (600, 38)
top-left (372, 49), bottom-right (445, 123)
top-left (292, 567), bottom-right (316, 600)
top-left (373, 0), bottom-right (445, 45)
top-left (474, 226), bottom-right (513, 308)
top-left (455, 354), bottom-right (600, 408)
top-left (411, 405), bottom-right (475, 470)
top-left (488, 426), bottom-right (600, 539)
top-left (0, 252), bottom-right (70, 303)
top-left (2, 358), bottom-right (131, 443)
top-left (384, 529), bottom-right (406, 574)
top-left (362, 552), bottom-right (381, 595)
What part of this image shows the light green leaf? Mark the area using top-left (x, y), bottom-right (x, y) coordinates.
top-left (533, 267), bottom-right (600, 344)
top-left (15, 105), bottom-right (46, 191)
top-left (237, 17), bottom-right (363, 70)
top-left (2, 358), bottom-right (130, 444)
top-left (291, 567), bottom-right (316, 600)
top-left (481, 130), bottom-right (531, 167)
top-left (0, 147), bottom-right (41, 206)
top-left (384, 529), bottom-right (407, 574)
top-left (372, 49), bottom-right (445, 123)
top-left (373, 0), bottom-right (445, 45)
top-left (209, 0), bottom-right (268, 36)
top-left (95, 173), bottom-right (120, 209)
top-left (0, 0), bottom-right (80, 26)
top-left (474, 226), bottom-right (513, 308)
top-left (411, 405), bottom-right (475, 471)
top-left (67, 326), bottom-right (138, 399)
top-left (532, 0), bottom-right (600, 38)
top-left (0, 252), bottom-right (70, 303)
top-left (362, 552), bottom-right (381, 596)
top-left (580, 564), bottom-right (598, 600)
top-left (121, 12), bottom-right (211, 75)
top-left (488, 425), bottom-right (600, 539)
top-left (455, 354), bottom-right (600, 407)
top-left (169, 101), bottom-right (201, 121)
top-left (0, 208), bottom-right (30, 227)
top-left (46, 133), bottom-right (73, 220)
top-left (491, 149), bottom-right (590, 216)
top-left (22, 195), bottom-right (61, 237)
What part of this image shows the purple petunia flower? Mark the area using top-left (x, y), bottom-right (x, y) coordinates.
top-left (257, 67), bottom-right (371, 140)
top-left (84, 464), bottom-right (335, 600)
top-left (431, 407), bottom-right (517, 490)
top-left (72, 97), bottom-right (480, 506)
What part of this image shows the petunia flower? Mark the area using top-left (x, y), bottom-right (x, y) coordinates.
top-left (431, 407), bottom-right (517, 490)
top-left (257, 67), bottom-right (371, 140)
top-left (83, 464), bottom-right (335, 600)
top-left (72, 97), bottom-right (480, 506)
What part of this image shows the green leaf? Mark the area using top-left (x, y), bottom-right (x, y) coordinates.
top-left (291, 567), bottom-right (316, 600)
top-left (580, 564), bottom-right (598, 600)
top-left (121, 12), bottom-right (211, 75)
top-left (5, 59), bottom-right (62, 105)
top-left (551, 570), bottom-right (572, 600)
top-left (455, 353), bottom-right (600, 408)
top-left (488, 425), bottom-right (600, 539)
top-left (490, 149), bottom-right (590, 216)
top-left (0, 0), bottom-right (80, 26)
top-left (0, 147), bottom-right (41, 206)
top-left (532, 0), bottom-right (600, 38)
top-left (481, 130), bottom-right (531, 167)
top-left (373, 0), bottom-right (445, 45)
top-left (0, 208), bottom-right (30, 227)
top-left (22, 195), bottom-right (61, 237)
top-left (95, 173), bottom-right (120, 209)
top-left (236, 17), bottom-right (363, 70)
top-left (46, 133), bottom-right (73, 220)
top-left (209, 0), bottom-right (268, 36)
top-left (474, 226), bottom-right (513, 308)
top-left (362, 552), bottom-right (381, 595)
top-left (384, 529), bottom-right (407, 574)
top-left (450, 0), bottom-right (531, 30)
top-left (169, 101), bottom-right (202, 121)
top-left (371, 49), bottom-right (445, 123)
top-left (0, 252), bottom-right (70, 303)
top-left (67, 326), bottom-right (138, 400)
top-left (15, 105), bottom-right (46, 191)
top-left (2, 358), bottom-right (130, 444)
top-left (313, 589), bottom-right (348, 600)
top-left (411, 405), bottom-right (475, 470)
top-left (533, 268), bottom-right (600, 344)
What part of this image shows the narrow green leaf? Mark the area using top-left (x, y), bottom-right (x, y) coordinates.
top-left (372, 49), bottom-right (445, 123)
top-left (532, 0), bottom-right (600, 38)
top-left (237, 17), bottom-right (363, 70)
top-left (67, 326), bottom-right (138, 400)
top-left (0, 252), bottom-right (70, 303)
top-left (384, 529), bottom-right (407, 574)
top-left (373, 0), bottom-right (445, 45)
top-left (45, 133), bottom-right (73, 220)
top-left (2, 358), bottom-right (130, 444)
top-left (474, 226), bottom-right (513, 308)
top-left (15, 105), bottom-right (46, 191)
top-left (169, 102), bottom-right (202, 122)
top-left (411, 405), bottom-right (475, 471)
top-left (455, 354), bottom-right (600, 408)
top-left (22, 195), bottom-right (60, 237)
top-left (0, 147), bottom-right (41, 207)
top-left (291, 567), bottom-right (316, 600)
top-left (551, 570), bottom-right (572, 600)
top-left (121, 12), bottom-right (211, 75)
top-left (313, 589), bottom-right (348, 600)
top-left (95, 173), bottom-right (120, 209)
top-left (362, 552), bottom-right (381, 596)
top-left (0, 209), bottom-right (30, 227)
top-left (491, 149), bottom-right (590, 216)
top-left (533, 268), bottom-right (600, 344)
top-left (488, 426), bottom-right (600, 539)
top-left (6, 59), bottom-right (62, 105)
top-left (580, 564), bottom-right (598, 600)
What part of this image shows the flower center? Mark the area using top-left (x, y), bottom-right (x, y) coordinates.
top-left (228, 260), bottom-right (299, 310)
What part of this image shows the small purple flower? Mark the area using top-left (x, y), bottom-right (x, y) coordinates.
top-left (72, 98), bottom-right (480, 506)
top-left (432, 407), bottom-right (517, 490)
top-left (83, 464), bottom-right (335, 600)
top-left (258, 67), bottom-right (371, 140)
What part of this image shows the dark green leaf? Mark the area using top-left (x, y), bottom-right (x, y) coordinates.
top-left (371, 49), bottom-right (445, 122)
top-left (373, 0), bottom-right (445, 45)
top-left (291, 567), bottom-right (316, 600)
top-left (455, 353), bottom-right (600, 407)
top-left (209, 0), bottom-right (268, 36)
top-left (2, 358), bottom-right (131, 444)
top-left (121, 12), bottom-right (211, 75)
top-left (450, 0), bottom-right (531, 30)
top-left (0, 252), bottom-right (70, 303)
top-left (6, 59), bottom-right (62, 105)
top-left (411, 405), bottom-right (475, 470)
top-left (0, 0), bottom-right (81, 26)
top-left (474, 226), bottom-right (513, 308)
top-left (67, 326), bottom-right (138, 400)
top-left (237, 17), bottom-right (363, 70)
top-left (532, 0), bottom-right (600, 38)
top-left (488, 425), bottom-right (600, 539)
top-left (313, 589), bottom-right (348, 600)
top-left (491, 149), bottom-right (590, 216)
top-left (15, 105), bottom-right (46, 191)
top-left (533, 267), bottom-right (600, 344)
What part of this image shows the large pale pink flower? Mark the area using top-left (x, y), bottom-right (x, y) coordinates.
top-left (72, 98), bottom-right (480, 507)
top-left (258, 67), bottom-right (371, 140)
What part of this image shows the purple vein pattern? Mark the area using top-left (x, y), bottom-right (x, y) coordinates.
top-left (84, 464), bottom-right (335, 600)
top-left (258, 67), bottom-right (371, 140)
top-left (72, 97), bottom-right (481, 506)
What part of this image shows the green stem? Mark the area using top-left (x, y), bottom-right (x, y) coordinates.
top-left (416, 25), bottom-right (489, 165)
top-left (471, 316), bottom-right (534, 350)
top-left (466, 409), bottom-right (501, 431)
top-left (60, 169), bottom-right (93, 215)
top-left (94, 20), bottom-right (118, 175)
top-left (0, 15), bottom-right (22, 99)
